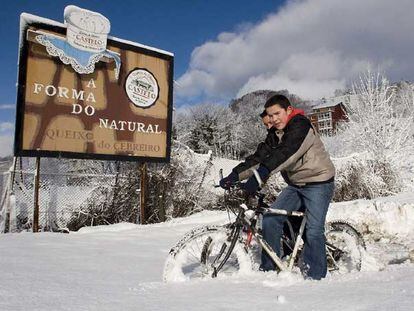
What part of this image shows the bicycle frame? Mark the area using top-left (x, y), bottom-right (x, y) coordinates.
top-left (238, 203), bottom-right (307, 273)
top-left (213, 172), bottom-right (309, 276)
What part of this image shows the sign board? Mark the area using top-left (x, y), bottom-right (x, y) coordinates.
top-left (14, 6), bottom-right (174, 162)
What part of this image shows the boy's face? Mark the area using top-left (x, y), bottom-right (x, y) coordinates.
top-left (261, 115), bottom-right (273, 129)
top-left (266, 104), bottom-right (293, 130)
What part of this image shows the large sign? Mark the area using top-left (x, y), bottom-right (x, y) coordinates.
top-left (14, 6), bottom-right (174, 162)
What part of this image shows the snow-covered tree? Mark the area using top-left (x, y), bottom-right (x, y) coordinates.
top-left (174, 103), bottom-right (246, 159)
top-left (341, 70), bottom-right (414, 161)
top-left (321, 71), bottom-right (414, 199)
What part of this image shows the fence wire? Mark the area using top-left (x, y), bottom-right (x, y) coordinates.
top-left (0, 157), bottom-right (141, 232)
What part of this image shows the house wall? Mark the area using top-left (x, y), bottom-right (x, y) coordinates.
top-left (307, 103), bottom-right (347, 135)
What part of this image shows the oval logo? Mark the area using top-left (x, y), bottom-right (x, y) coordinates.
top-left (125, 69), bottom-right (159, 108)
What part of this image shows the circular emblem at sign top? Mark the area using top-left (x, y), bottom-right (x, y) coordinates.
top-left (125, 68), bottom-right (159, 108)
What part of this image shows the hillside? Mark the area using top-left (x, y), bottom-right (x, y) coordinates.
top-left (229, 89), bottom-right (312, 113)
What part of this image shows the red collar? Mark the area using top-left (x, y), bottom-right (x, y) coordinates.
top-left (286, 108), bottom-right (305, 123)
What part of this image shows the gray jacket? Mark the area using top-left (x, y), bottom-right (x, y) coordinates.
top-left (236, 114), bottom-right (335, 186)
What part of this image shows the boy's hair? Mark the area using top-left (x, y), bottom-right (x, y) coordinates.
top-left (264, 94), bottom-right (291, 109)
top-left (259, 110), bottom-right (267, 118)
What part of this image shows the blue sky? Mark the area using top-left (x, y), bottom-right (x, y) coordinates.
top-left (0, 0), bottom-right (283, 123)
top-left (1, 0), bottom-right (414, 156)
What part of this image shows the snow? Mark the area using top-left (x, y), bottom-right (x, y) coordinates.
top-left (328, 193), bottom-right (414, 242)
top-left (108, 35), bottom-right (174, 57)
top-left (1, 193), bottom-right (413, 310)
top-left (2, 146), bottom-right (414, 310)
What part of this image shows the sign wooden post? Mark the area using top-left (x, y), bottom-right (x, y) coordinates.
top-left (33, 156), bottom-right (41, 232)
top-left (139, 162), bottom-right (147, 224)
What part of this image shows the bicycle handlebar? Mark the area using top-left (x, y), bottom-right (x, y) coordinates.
top-left (213, 181), bottom-right (242, 188)
top-left (214, 169), bottom-right (299, 215)
top-left (214, 167), bottom-right (262, 191)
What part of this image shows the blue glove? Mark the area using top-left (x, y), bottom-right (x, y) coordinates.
top-left (219, 171), bottom-right (239, 189)
top-left (241, 166), bottom-right (270, 195)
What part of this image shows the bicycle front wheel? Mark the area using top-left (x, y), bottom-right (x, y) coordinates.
top-left (163, 225), bottom-right (253, 282)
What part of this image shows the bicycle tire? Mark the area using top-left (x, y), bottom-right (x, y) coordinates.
top-left (163, 225), bottom-right (254, 282)
top-left (325, 220), bottom-right (366, 274)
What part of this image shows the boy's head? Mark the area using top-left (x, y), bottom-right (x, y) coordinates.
top-left (264, 94), bottom-right (293, 130)
top-left (260, 110), bottom-right (272, 129)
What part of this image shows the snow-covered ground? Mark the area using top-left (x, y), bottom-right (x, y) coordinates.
top-left (1, 192), bottom-right (413, 311)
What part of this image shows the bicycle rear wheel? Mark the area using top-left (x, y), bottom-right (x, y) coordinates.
top-left (326, 221), bottom-right (366, 274)
top-left (163, 225), bottom-right (253, 282)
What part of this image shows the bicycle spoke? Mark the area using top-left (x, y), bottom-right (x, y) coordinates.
top-left (163, 226), bottom-right (253, 281)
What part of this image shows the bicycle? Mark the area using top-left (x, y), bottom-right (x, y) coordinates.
top-left (163, 173), bottom-right (366, 282)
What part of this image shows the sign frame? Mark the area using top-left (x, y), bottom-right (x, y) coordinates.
top-left (14, 14), bottom-right (174, 163)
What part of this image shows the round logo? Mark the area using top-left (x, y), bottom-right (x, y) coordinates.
top-left (125, 69), bottom-right (159, 108)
